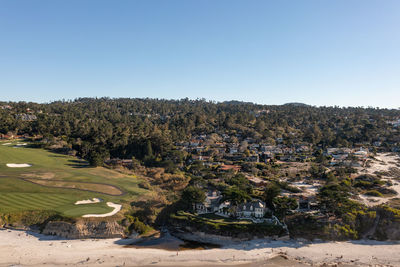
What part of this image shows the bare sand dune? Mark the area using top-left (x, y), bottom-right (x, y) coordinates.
top-left (359, 153), bottom-right (400, 175)
top-left (291, 181), bottom-right (320, 196)
top-left (6, 163), bottom-right (32, 168)
top-left (356, 153), bottom-right (400, 207)
top-left (82, 202), bottom-right (122, 217)
top-left (1, 229), bottom-right (400, 266)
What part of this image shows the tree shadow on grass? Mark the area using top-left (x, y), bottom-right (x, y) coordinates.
top-left (66, 159), bottom-right (91, 168)
top-left (48, 155), bottom-right (66, 158)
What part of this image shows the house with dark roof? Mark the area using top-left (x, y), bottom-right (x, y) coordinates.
top-left (236, 199), bottom-right (268, 219)
top-left (193, 190), bottom-right (232, 217)
top-left (194, 190), bottom-right (223, 214)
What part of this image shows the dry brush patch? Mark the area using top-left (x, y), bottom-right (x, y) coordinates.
top-left (20, 172), bottom-right (56, 179)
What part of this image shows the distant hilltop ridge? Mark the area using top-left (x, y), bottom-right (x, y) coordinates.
top-left (283, 102), bottom-right (310, 107)
top-left (222, 100), bottom-right (255, 105)
top-left (222, 101), bottom-right (311, 107)
top-left (1, 98), bottom-right (396, 110)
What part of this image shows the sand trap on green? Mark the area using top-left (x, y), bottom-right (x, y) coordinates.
top-left (75, 198), bottom-right (102, 205)
top-left (6, 163), bottom-right (32, 168)
top-left (82, 202), bottom-right (122, 218)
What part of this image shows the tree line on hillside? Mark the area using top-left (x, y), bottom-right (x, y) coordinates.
top-left (0, 98), bottom-right (399, 166)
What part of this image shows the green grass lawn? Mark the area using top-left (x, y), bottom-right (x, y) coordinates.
top-left (0, 192), bottom-right (113, 217)
top-left (0, 140), bottom-right (148, 217)
top-left (199, 213), bottom-right (252, 223)
top-left (175, 211), bottom-right (253, 225)
top-left (62, 203), bottom-right (114, 217)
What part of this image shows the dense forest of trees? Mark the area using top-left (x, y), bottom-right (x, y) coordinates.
top-left (1, 98), bottom-right (399, 166)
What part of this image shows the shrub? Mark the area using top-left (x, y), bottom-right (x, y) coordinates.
top-left (0, 210), bottom-right (69, 228)
top-left (126, 215), bottom-right (153, 235)
top-left (365, 190), bottom-right (383, 197)
top-left (170, 211), bottom-right (285, 237)
top-left (138, 180), bottom-right (151, 189)
top-left (354, 180), bottom-right (374, 189)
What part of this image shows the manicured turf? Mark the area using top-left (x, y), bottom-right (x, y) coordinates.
top-left (0, 192), bottom-right (113, 217)
top-left (62, 203), bottom-right (114, 217)
top-left (0, 193), bottom-right (73, 212)
top-left (0, 140), bottom-right (148, 217)
top-left (24, 178), bottom-right (124, 195)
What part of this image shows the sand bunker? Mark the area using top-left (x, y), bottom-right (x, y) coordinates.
top-left (16, 142), bottom-right (27, 146)
top-left (6, 163), bottom-right (32, 168)
top-left (75, 198), bottom-right (102, 205)
top-left (12, 143), bottom-right (28, 148)
top-left (1, 143), bottom-right (11, 146)
top-left (82, 202), bottom-right (122, 218)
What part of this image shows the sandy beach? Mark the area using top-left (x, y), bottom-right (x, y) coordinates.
top-left (1, 229), bottom-right (400, 267)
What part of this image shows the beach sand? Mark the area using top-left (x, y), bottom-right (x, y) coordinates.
top-left (1, 229), bottom-right (400, 266)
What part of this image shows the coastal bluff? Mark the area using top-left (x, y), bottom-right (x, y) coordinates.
top-left (42, 220), bottom-right (126, 239)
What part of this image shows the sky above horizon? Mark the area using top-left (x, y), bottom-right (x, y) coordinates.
top-left (0, 0), bottom-right (399, 108)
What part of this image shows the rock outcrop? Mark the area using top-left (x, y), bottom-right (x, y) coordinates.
top-left (42, 220), bottom-right (125, 239)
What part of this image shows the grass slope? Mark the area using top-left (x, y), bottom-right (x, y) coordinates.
top-left (0, 141), bottom-right (147, 217)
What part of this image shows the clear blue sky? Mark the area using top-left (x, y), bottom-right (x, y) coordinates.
top-left (0, 0), bottom-right (399, 108)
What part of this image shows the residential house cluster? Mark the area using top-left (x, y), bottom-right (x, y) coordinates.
top-left (175, 133), bottom-right (313, 167)
top-left (1, 105), bottom-right (12, 110)
top-left (388, 119), bottom-right (400, 128)
top-left (326, 147), bottom-right (369, 166)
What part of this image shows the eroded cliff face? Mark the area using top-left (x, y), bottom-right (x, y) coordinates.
top-left (371, 207), bottom-right (400, 240)
top-left (42, 220), bottom-right (126, 239)
top-left (286, 207), bottom-right (400, 241)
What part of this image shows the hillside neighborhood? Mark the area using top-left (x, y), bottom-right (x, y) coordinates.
top-left (1, 100), bottom-right (400, 242)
